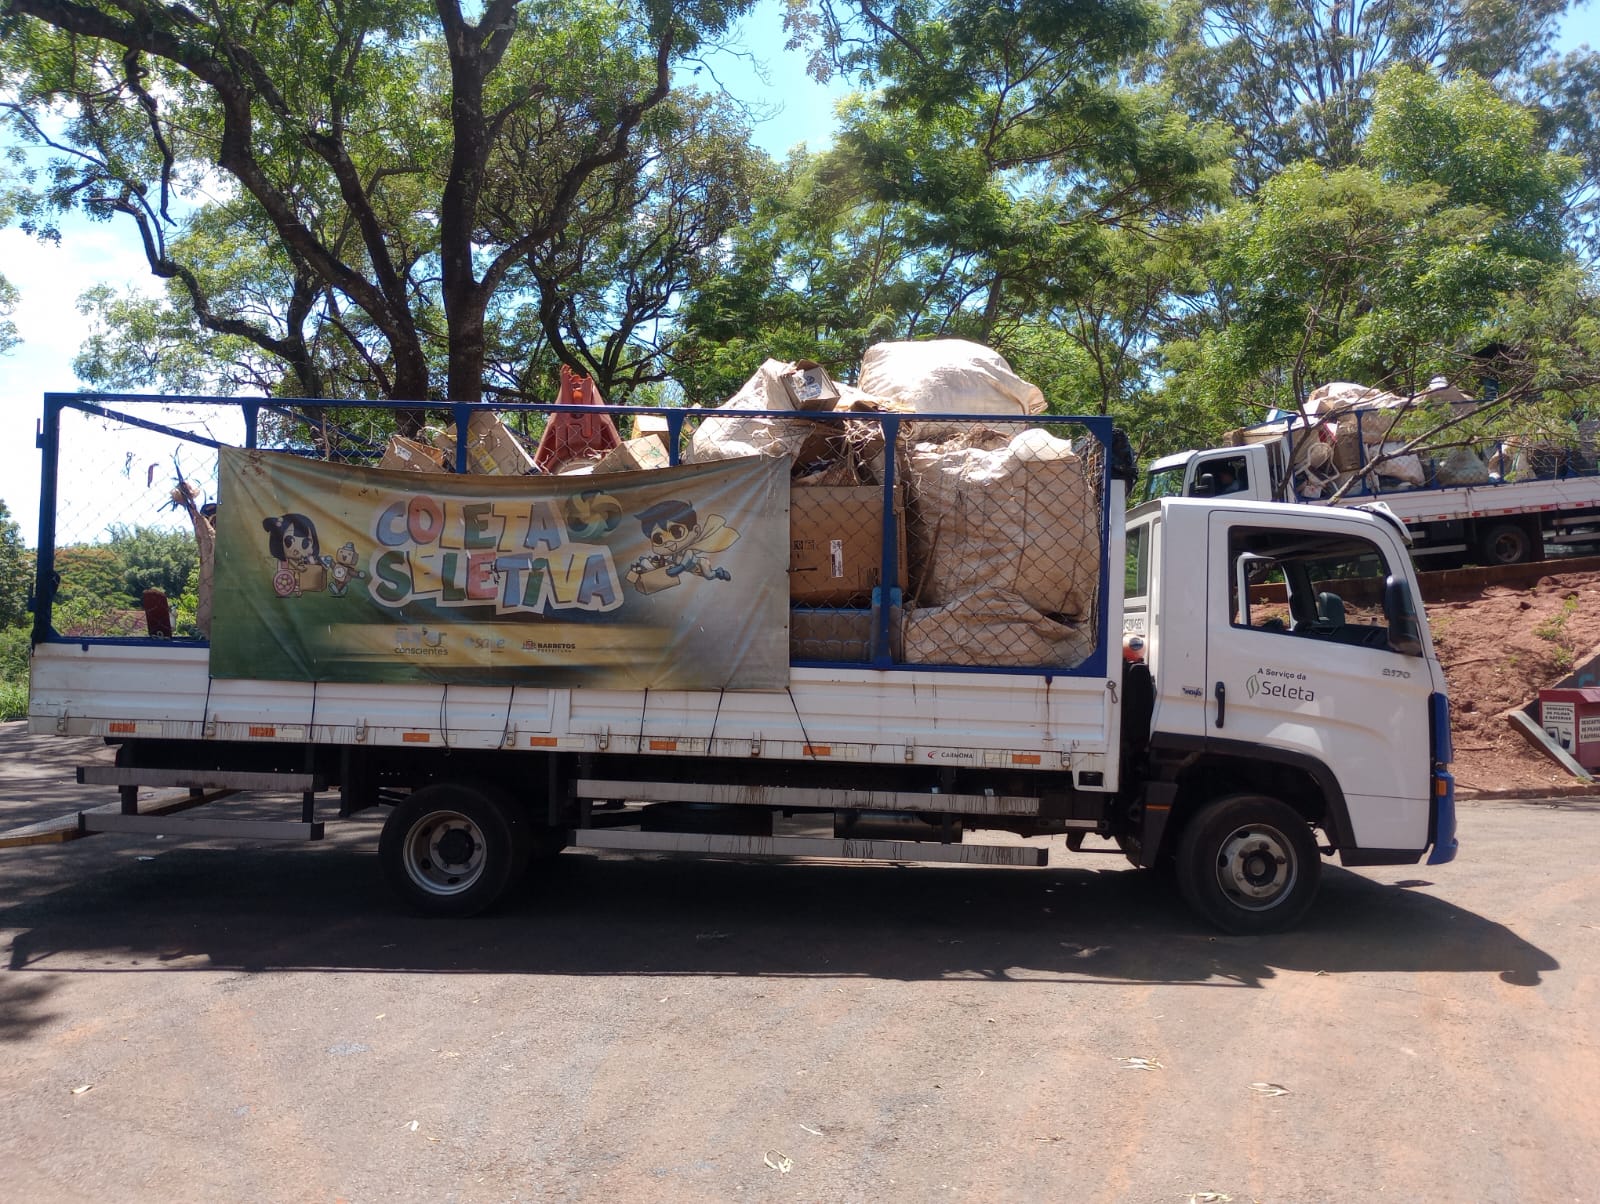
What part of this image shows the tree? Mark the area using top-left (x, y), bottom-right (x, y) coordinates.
top-left (679, 0), bottom-right (1230, 415)
top-left (1146, 0), bottom-right (1576, 188)
top-left (0, 500), bottom-right (32, 628)
top-left (1, 0), bottom-right (753, 410)
top-left (108, 524), bottom-right (198, 600)
top-left (50, 545), bottom-right (121, 607)
top-left (0, 272), bottom-right (16, 358)
top-left (1163, 68), bottom-right (1586, 444)
top-left (513, 89), bottom-right (773, 401)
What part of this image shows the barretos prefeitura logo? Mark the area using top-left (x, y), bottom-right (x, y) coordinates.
top-left (1246, 667), bottom-right (1316, 703)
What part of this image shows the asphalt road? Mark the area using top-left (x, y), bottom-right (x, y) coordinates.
top-left (1, 721), bottom-right (1597, 1203)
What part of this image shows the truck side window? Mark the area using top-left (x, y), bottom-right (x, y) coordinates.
top-left (1194, 455), bottom-right (1249, 496)
top-left (1125, 524), bottom-right (1148, 598)
top-left (1227, 526), bottom-right (1406, 652)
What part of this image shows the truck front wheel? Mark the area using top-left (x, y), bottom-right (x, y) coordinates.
top-left (1175, 795), bottom-right (1321, 934)
top-left (379, 782), bottom-right (529, 917)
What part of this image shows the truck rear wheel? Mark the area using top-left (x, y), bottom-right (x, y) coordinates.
top-left (1478, 520), bottom-right (1537, 566)
top-left (379, 782), bottom-right (529, 916)
top-left (1175, 795), bottom-right (1321, 934)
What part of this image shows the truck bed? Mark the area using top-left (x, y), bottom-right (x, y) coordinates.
top-left (28, 641), bottom-right (1116, 796)
top-left (1353, 473), bottom-right (1600, 524)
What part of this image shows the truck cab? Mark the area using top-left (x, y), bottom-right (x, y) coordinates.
top-left (1141, 446), bottom-right (1276, 503)
top-left (1122, 495), bottom-right (1456, 929)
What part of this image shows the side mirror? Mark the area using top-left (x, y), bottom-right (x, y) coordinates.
top-left (1192, 472), bottom-right (1216, 497)
top-left (1383, 575), bottom-right (1423, 656)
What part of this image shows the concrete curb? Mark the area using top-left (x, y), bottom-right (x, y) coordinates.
top-left (1456, 785), bottom-right (1600, 801)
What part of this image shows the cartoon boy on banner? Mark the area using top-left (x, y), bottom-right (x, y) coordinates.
top-left (627, 499), bottom-right (739, 595)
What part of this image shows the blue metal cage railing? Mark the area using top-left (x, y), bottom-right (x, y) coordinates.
top-left (32, 392), bottom-right (1115, 680)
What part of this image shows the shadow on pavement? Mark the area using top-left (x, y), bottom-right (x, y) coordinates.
top-left (0, 838), bottom-right (1557, 1040)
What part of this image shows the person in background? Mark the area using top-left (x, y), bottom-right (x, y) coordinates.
top-left (1213, 462), bottom-right (1247, 494)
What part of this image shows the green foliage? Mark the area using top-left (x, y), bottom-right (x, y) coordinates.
top-left (1148, 0), bottom-right (1573, 186)
top-left (1164, 68), bottom-right (1587, 438)
top-left (0, 680), bottom-right (26, 723)
top-left (1535, 595), bottom-right (1580, 673)
top-left (43, 528), bottom-right (197, 639)
top-left (108, 525), bottom-right (199, 601)
top-left (0, 622), bottom-right (26, 726)
top-left (2, 0), bottom-right (757, 407)
top-left (0, 625), bottom-right (28, 682)
top-left (51, 546), bottom-right (123, 606)
top-left (0, 272), bottom-right (17, 357)
top-left (0, 500), bottom-right (31, 628)
top-left (678, 0), bottom-right (1230, 419)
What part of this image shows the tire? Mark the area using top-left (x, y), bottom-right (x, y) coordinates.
top-left (379, 782), bottom-right (529, 917)
top-left (1175, 794), bottom-right (1321, 934)
top-left (1477, 521), bottom-right (1537, 566)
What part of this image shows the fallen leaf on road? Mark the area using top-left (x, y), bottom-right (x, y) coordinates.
top-left (1188, 1193), bottom-right (1232, 1203)
top-left (763, 1151), bottom-right (794, 1174)
top-left (798, 1124), bottom-right (823, 1137)
top-left (1249, 1082), bottom-right (1290, 1097)
top-left (1120, 1057), bottom-right (1163, 1071)
top-left (71, 1085), bottom-right (92, 1095)
top-left (406, 1120), bottom-right (419, 1132)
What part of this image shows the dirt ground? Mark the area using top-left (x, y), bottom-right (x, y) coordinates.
top-left (1429, 567), bottom-right (1600, 793)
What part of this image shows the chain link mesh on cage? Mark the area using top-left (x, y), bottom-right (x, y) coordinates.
top-left (41, 398), bottom-right (1108, 673)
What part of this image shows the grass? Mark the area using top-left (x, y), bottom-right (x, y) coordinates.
top-left (1535, 595), bottom-right (1581, 673)
top-left (0, 625), bottom-right (26, 721)
top-left (0, 679), bottom-right (26, 722)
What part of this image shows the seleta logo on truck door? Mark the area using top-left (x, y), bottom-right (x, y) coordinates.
top-left (1245, 668), bottom-right (1316, 703)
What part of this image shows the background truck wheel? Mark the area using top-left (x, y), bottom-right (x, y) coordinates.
top-left (1175, 794), bottom-right (1321, 934)
top-left (379, 782), bottom-right (529, 916)
top-left (1478, 520), bottom-right (1537, 566)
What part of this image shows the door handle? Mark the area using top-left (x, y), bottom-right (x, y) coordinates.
top-left (1214, 681), bottom-right (1226, 728)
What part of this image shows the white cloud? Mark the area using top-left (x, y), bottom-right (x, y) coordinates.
top-left (0, 214), bottom-right (162, 545)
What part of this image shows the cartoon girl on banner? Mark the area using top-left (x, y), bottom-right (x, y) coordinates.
top-left (263, 513), bottom-right (326, 597)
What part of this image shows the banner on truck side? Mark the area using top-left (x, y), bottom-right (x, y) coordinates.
top-left (209, 447), bottom-right (791, 689)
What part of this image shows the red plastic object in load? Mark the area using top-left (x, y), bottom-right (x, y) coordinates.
top-left (142, 589), bottom-right (173, 639)
top-left (534, 364), bottom-right (622, 473)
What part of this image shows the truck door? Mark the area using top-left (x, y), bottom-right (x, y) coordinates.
top-left (1204, 510), bottom-right (1441, 852)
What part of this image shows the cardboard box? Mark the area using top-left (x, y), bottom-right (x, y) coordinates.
top-left (592, 434), bottom-right (672, 475)
top-left (634, 414), bottom-right (672, 444)
top-left (430, 411), bottom-right (536, 476)
top-left (379, 433), bottom-right (448, 473)
top-left (626, 563), bottom-right (680, 595)
top-left (789, 484), bottom-right (904, 605)
top-left (781, 361), bottom-right (841, 411)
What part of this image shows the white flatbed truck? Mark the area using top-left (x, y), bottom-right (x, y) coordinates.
top-left (21, 394), bottom-right (1457, 933)
top-left (1146, 435), bottom-right (1600, 565)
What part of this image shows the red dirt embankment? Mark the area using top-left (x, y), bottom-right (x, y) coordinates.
top-left (1429, 569), bottom-right (1600, 793)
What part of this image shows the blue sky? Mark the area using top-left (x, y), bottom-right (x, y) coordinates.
top-left (1, 0), bottom-right (1596, 544)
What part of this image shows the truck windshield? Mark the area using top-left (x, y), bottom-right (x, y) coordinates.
top-left (1141, 466), bottom-right (1186, 504)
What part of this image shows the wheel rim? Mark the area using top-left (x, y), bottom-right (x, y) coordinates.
top-left (401, 809), bottom-right (488, 897)
top-left (1487, 530), bottom-right (1526, 564)
top-left (1213, 823), bottom-right (1297, 911)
